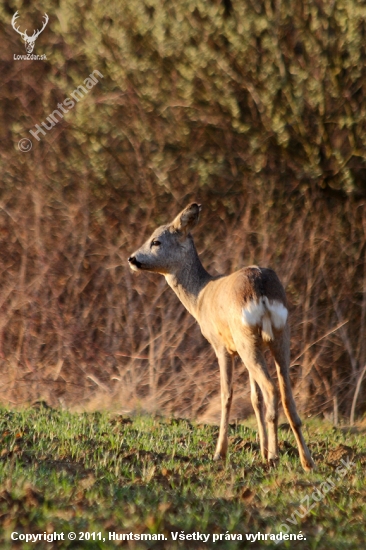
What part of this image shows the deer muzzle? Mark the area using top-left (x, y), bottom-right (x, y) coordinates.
top-left (128, 256), bottom-right (142, 270)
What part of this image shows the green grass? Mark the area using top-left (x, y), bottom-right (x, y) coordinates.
top-left (0, 407), bottom-right (365, 549)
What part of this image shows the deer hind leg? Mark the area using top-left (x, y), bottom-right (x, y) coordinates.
top-left (269, 327), bottom-right (315, 471)
top-left (213, 348), bottom-right (234, 461)
top-left (249, 373), bottom-right (268, 461)
top-left (236, 339), bottom-right (279, 465)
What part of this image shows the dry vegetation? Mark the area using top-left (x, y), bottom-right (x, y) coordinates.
top-left (0, 0), bottom-right (365, 422)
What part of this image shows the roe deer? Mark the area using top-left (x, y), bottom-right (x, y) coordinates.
top-left (128, 203), bottom-right (314, 471)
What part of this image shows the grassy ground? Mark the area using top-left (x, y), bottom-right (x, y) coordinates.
top-left (0, 407), bottom-right (365, 549)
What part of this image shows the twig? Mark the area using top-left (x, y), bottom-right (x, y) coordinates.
top-left (350, 364), bottom-right (366, 426)
top-left (291, 320), bottom-right (349, 365)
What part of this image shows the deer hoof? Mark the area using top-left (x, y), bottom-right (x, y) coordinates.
top-left (268, 457), bottom-right (279, 468)
top-left (213, 452), bottom-right (226, 461)
top-left (302, 457), bottom-right (316, 471)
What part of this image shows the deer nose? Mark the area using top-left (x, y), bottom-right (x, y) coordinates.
top-left (128, 256), bottom-right (141, 268)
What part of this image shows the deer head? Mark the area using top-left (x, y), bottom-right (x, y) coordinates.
top-left (128, 203), bottom-right (202, 275)
top-left (12, 11), bottom-right (49, 54)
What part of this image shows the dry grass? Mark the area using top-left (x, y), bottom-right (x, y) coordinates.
top-left (0, 185), bottom-right (365, 424)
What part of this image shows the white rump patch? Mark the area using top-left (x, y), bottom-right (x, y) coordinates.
top-left (242, 298), bottom-right (288, 341)
top-left (241, 300), bottom-right (265, 327)
top-left (262, 297), bottom-right (288, 329)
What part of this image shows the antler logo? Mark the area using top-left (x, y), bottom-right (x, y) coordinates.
top-left (12, 11), bottom-right (49, 54)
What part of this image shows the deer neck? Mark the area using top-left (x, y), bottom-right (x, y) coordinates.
top-left (165, 245), bottom-right (212, 318)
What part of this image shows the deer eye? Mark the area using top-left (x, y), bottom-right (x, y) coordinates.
top-left (151, 240), bottom-right (161, 247)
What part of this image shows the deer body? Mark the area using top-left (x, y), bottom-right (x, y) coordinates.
top-left (128, 203), bottom-right (314, 471)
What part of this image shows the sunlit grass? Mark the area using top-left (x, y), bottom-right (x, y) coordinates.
top-left (0, 407), bottom-right (365, 549)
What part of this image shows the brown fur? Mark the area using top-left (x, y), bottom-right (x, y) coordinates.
top-left (128, 203), bottom-right (314, 471)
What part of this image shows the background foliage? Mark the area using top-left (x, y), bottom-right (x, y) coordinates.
top-left (0, 0), bottom-right (365, 420)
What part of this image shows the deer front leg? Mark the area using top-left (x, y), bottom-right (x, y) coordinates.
top-left (213, 348), bottom-right (234, 461)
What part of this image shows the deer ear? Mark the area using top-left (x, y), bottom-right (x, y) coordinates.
top-left (171, 203), bottom-right (202, 235)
